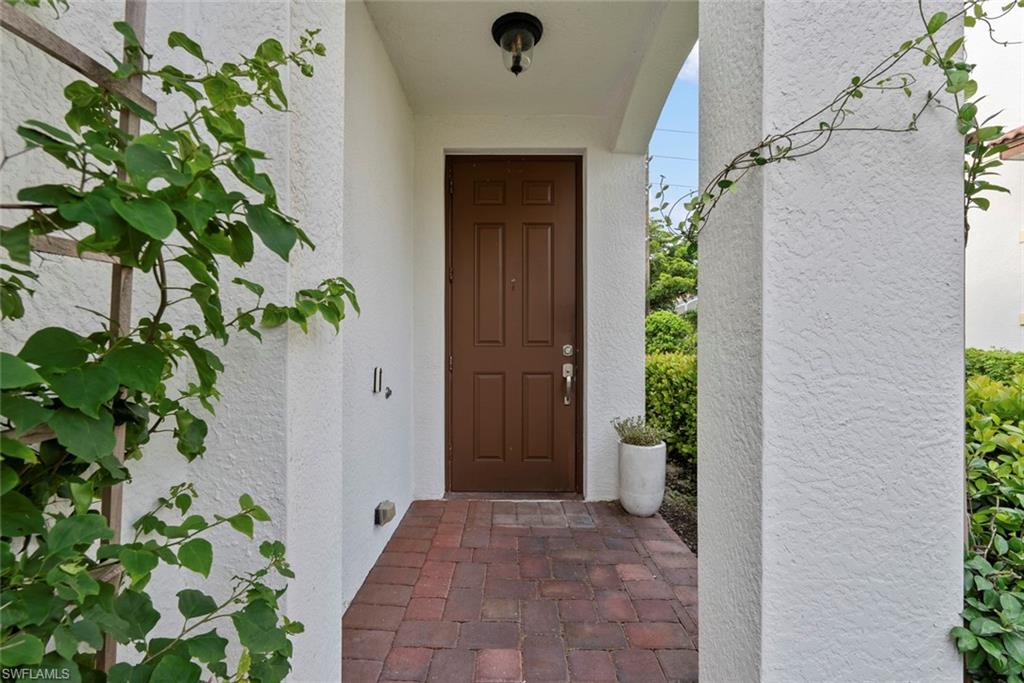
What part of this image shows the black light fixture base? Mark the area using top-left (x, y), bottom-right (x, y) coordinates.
top-left (491, 11), bottom-right (543, 46)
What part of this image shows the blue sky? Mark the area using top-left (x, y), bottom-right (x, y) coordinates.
top-left (648, 42), bottom-right (699, 221)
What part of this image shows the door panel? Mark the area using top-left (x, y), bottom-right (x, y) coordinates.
top-left (474, 224), bottom-right (505, 345)
top-left (448, 157), bottom-right (579, 492)
top-left (473, 373), bottom-right (505, 460)
top-left (523, 224), bottom-right (554, 346)
top-left (522, 373), bottom-right (554, 462)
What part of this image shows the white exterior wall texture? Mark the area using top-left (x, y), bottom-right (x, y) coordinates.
top-left (700, 1), bottom-right (964, 681)
top-left (411, 115), bottom-right (646, 501)
top-left (284, 2), bottom-right (347, 679)
top-left (965, 17), bottom-right (1024, 351)
top-left (696, 2), bottom-right (765, 678)
top-left (340, 0), bottom-right (415, 609)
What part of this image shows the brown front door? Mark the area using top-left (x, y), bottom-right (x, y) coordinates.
top-left (447, 156), bottom-right (580, 493)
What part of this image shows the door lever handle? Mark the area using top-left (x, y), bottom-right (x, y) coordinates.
top-left (562, 363), bottom-right (574, 405)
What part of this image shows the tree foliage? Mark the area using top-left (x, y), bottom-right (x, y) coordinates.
top-left (1, 17), bottom-right (353, 681)
top-left (647, 180), bottom-right (697, 313)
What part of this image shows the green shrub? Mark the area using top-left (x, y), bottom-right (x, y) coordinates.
top-left (645, 353), bottom-right (697, 467)
top-left (645, 311), bottom-right (696, 355)
top-left (952, 374), bottom-right (1024, 680)
top-left (967, 348), bottom-right (1024, 383)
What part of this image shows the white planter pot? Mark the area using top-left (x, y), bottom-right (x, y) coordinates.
top-left (618, 441), bottom-right (667, 517)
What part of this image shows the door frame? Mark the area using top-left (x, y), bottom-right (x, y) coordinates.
top-left (444, 154), bottom-right (584, 495)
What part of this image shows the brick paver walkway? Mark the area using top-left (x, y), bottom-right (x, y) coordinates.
top-left (342, 500), bottom-right (698, 682)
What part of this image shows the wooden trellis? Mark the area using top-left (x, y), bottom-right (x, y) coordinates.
top-left (1, 0), bottom-right (154, 670)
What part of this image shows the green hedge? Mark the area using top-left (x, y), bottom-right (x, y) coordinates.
top-left (645, 353), bottom-right (697, 467)
top-left (645, 311), bottom-right (696, 355)
top-left (952, 373), bottom-right (1024, 679)
top-left (966, 347), bottom-right (1024, 383)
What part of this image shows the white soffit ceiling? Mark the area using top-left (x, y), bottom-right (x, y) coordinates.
top-left (364, 0), bottom-right (696, 125)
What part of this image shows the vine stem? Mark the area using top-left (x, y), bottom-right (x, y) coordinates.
top-left (140, 582), bottom-right (247, 665)
top-left (671, 0), bottom-right (990, 247)
top-left (146, 253), bottom-right (169, 343)
top-left (0, 146), bottom-right (35, 171)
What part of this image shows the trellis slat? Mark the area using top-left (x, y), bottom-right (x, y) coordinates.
top-left (1, 3), bottom-right (156, 115)
top-left (97, 0), bottom-right (144, 671)
top-left (2, 0), bottom-right (150, 671)
top-left (29, 235), bottom-right (118, 263)
top-left (3, 425), bottom-right (55, 444)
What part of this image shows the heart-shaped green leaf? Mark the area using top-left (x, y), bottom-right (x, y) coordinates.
top-left (111, 197), bottom-right (177, 241)
top-left (178, 538), bottom-right (213, 577)
top-left (231, 600), bottom-right (288, 654)
top-left (186, 630), bottom-right (228, 664)
top-left (0, 632), bottom-right (43, 667)
top-left (1, 395), bottom-right (53, 436)
top-left (19, 327), bottom-right (90, 369)
top-left (49, 408), bottom-right (116, 462)
top-left (47, 514), bottom-right (113, 553)
top-left (120, 548), bottom-right (159, 583)
top-left (168, 31), bottom-right (207, 62)
top-left (103, 343), bottom-right (166, 393)
top-left (177, 589), bottom-right (218, 618)
top-left (125, 143), bottom-right (191, 188)
top-left (246, 204), bottom-right (296, 261)
top-left (1, 352), bottom-right (44, 388)
top-left (44, 365), bottom-right (119, 418)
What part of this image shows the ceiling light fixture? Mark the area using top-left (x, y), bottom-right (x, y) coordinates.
top-left (491, 12), bottom-right (543, 76)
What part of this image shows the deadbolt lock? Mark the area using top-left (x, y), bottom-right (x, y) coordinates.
top-left (562, 344), bottom-right (574, 357)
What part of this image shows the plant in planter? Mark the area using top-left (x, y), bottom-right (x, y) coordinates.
top-left (612, 416), bottom-right (668, 517)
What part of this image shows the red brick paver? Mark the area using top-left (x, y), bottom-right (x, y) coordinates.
top-left (342, 500), bottom-right (698, 681)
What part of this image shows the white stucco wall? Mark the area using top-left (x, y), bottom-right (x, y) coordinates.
top-left (965, 17), bottom-right (1024, 351)
top-left (2, 3), bottom-right (347, 680)
top-left (411, 115), bottom-right (646, 501)
top-left (700, 1), bottom-right (964, 680)
top-left (285, 2), bottom-right (347, 679)
top-left (340, 0), bottom-right (415, 608)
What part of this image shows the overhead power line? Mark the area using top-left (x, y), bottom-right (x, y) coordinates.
top-left (650, 154), bottom-right (698, 162)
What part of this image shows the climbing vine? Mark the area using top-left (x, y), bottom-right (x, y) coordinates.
top-left (657, 0), bottom-right (1020, 251)
top-left (0, 12), bottom-right (354, 682)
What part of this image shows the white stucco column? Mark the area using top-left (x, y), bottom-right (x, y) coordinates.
top-left (698, 1), bottom-right (964, 681)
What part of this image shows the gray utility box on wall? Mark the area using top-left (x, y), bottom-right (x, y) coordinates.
top-left (374, 500), bottom-right (396, 526)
